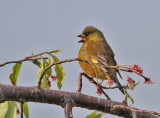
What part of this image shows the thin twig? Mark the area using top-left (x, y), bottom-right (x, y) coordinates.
top-left (21, 102), bottom-right (24, 118)
top-left (0, 57), bottom-right (48, 67)
top-left (77, 73), bottom-right (83, 92)
top-left (100, 87), bottom-right (111, 100)
top-left (79, 72), bottom-right (120, 90)
top-left (24, 50), bottom-right (61, 59)
top-left (79, 72), bottom-right (111, 100)
top-left (37, 58), bottom-right (90, 88)
top-left (64, 102), bottom-right (73, 118)
top-left (0, 50), bottom-right (62, 67)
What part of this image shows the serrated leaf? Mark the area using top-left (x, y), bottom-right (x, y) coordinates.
top-left (125, 91), bottom-right (134, 104)
top-left (37, 58), bottom-right (52, 89)
top-left (4, 101), bottom-right (17, 118)
top-left (51, 55), bottom-right (65, 89)
top-left (9, 63), bottom-right (22, 85)
top-left (86, 111), bottom-right (98, 118)
top-left (19, 102), bottom-right (29, 118)
top-left (0, 101), bottom-right (8, 118)
top-left (32, 60), bottom-right (41, 68)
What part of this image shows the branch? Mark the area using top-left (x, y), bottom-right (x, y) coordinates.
top-left (64, 102), bottom-right (73, 118)
top-left (21, 102), bottom-right (24, 118)
top-left (37, 58), bottom-right (120, 90)
top-left (0, 50), bottom-right (61, 67)
top-left (77, 72), bottom-right (111, 100)
top-left (113, 105), bottom-right (160, 117)
top-left (1, 55), bottom-right (137, 92)
top-left (0, 84), bottom-right (158, 118)
top-left (77, 73), bottom-right (83, 92)
top-left (37, 58), bottom-right (90, 88)
top-left (0, 57), bottom-right (48, 67)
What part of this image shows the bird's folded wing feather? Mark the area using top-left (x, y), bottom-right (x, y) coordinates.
top-left (87, 37), bottom-right (122, 78)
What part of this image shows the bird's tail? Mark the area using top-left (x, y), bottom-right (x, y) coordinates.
top-left (110, 74), bottom-right (125, 95)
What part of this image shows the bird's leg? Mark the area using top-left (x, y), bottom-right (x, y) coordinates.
top-left (77, 72), bottom-right (94, 92)
top-left (81, 72), bottom-right (94, 83)
top-left (96, 79), bottom-right (104, 92)
top-left (96, 79), bottom-right (103, 96)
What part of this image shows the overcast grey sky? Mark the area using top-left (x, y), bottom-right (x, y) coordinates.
top-left (0, 0), bottom-right (160, 118)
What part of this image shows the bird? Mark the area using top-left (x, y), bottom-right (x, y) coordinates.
top-left (77, 26), bottom-right (125, 95)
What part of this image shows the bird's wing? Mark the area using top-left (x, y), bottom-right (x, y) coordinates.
top-left (87, 38), bottom-right (125, 94)
top-left (86, 37), bottom-right (120, 75)
top-left (90, 38), bottom-right (115, 65)
top-left (96, 38), bottom-right (122, 79)
top-left (86, 38), bottom-right (116, 73)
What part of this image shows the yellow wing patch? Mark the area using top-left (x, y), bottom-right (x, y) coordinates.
top-left (106, 75), bottom-right (109, 79)
top-left (91, 58), bottom-right (98, 63)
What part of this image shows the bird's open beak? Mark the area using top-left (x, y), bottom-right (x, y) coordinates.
top-left (77, 34), bottom-right (86, 43)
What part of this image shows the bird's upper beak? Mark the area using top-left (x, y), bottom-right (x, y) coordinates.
top-left (77, 34), bottom-right (86, 43)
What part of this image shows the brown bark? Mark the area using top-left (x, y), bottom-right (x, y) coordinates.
top-left (0, 84), bottom-right (158, 118)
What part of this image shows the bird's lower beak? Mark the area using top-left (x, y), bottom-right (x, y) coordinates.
top-left (77, 34), bottom-right (86, 43)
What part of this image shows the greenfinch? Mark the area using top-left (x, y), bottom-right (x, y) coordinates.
top-left (78, 26), bottom-right (125, 94)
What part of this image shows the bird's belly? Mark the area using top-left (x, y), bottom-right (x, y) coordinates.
top-left (79, 61), bottom-right (107, 79)
top-left (78, 43), bottom-right (107, 79)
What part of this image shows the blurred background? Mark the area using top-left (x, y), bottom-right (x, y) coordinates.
top-left (0, 0), bottom-right (160, 117)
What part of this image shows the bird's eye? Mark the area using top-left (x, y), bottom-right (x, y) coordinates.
top-left (85, 32), bottom-right (90, 36)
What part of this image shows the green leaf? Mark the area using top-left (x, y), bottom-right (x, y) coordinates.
top-left (48, 55), bottom-right (51, 65)
top-left (23, 102), bottom-right (29, 118)
top-left (37, 58), bottom-right (52, 89)
top-left (49, 49), bottom-right (62, 53)
top-left (134, 81), bottom-right (140, 87)
top-left (40, 75), bottom-right (48, 89)
top-left (86, 111), bottom-right (98, 118)
top-left (32, 60), bottom-right (41, 68)
top-left (2, 101), bottom-right (17, 118)
top-left (125, 91), bottom-right (134, 104)
top-left (0, 101), bottom-right (8, 118)
top-left (9, 63), bottom-right (22, 85)
top-left (94, 113), bottom-right (103, 118)
top-left (51, 55), bottom-right (65, 90)
top-left (19, 102), bottom-right (29, 118)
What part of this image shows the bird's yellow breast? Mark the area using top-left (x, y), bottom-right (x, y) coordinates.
top-left (78, 39), bottom-right (108, 79)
